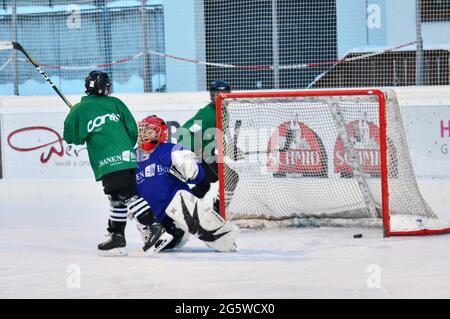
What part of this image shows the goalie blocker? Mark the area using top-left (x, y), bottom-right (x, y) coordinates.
top-left (166, 190), bottom-right (240, 252)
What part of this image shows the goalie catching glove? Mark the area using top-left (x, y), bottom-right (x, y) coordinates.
top-left (170, 150), bottom-right (199, 183)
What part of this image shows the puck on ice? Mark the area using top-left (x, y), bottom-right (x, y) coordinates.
top-left (353, 234), bottom-right (363, 238)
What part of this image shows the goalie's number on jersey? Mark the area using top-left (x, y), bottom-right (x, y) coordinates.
top-left (218, 303), bottom-right (275, 314)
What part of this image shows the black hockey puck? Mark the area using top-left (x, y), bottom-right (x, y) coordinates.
top-left (353, 234), bottom-right (363, 238)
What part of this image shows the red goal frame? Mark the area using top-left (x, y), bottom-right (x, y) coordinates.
top-left (216, 89), bottom-right (450, 237)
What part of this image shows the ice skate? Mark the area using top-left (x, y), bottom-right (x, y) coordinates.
top-left (136, 222), bottom-right (174, 256)
top-left (97, 232), bottom-right (128, 257)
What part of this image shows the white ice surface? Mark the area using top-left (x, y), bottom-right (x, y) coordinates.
top-left (0, 180), bottom-right (449, 299)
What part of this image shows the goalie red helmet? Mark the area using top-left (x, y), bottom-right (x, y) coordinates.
top-left (138, 115), bottom-right (169, 152)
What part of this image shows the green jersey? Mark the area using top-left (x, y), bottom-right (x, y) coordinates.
top-left (63, 95), bottom-right (138, 181)
top-left (178, 102), bottom-right (218, 160)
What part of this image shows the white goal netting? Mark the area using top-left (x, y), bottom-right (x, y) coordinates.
top-left (218, 89), bottom-right (450, 236)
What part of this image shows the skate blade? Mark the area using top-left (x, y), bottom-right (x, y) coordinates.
top-left (144, 232), bottom-right (174, 257)
top-left (98, 247), bottom-right (128, 257)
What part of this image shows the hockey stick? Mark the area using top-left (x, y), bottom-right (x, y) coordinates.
top-left (0, 41), bottom-right (73, 109)
top-left (329, 101), bottom-right (380, 219)
top-left (240, 124), bottom-right (293, 156)
top-left (223, 119), bottom-right (242, 161)
top-left (232, 120), bottom-right (242, 161)
top-left (243, 150), bottom-right (271, 155)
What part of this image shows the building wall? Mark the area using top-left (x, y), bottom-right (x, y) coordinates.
top-left (164, 0), bottom-right (200, 92)
top-left (385, 0), bottom-right (415, 47)
top-left (337, 0), bottom-right (450, 57)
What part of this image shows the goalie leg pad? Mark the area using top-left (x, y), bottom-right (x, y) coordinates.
top-left (166, 190), bottom-right (240, 252)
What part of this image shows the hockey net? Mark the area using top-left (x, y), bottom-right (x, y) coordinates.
top-left (216, 89), bottom-right (450, 237)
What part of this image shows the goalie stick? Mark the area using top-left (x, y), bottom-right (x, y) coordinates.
top-left (0, 41), bottom-right (72, 109)
top-left (241, 124), bottom-right (296, 156)
top-left (222, 119), bottom-right (243, 160)
top-left (232, 120), bottom-right (242, 161)
top-left (329, 101), bottom-right (381, 220)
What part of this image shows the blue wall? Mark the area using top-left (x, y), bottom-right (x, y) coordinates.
top-left (164, 0), bottom-right (199, 92)
top-left (336, 0), bottom-right (387, 57)
top-left (337, 0), bottom-right (450, 56)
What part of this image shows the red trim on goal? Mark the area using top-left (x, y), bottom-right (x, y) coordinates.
top-left (216, 89), bottom-right (389, 221)
top-left (216, 95), bottom-right (227, 219)
top-left (389, 228), bottom-right (450, 236)
top-left (219, 89), bottom-right (384, 100)
top-left (376, 90), bottom-right (391, 238)
top-left (216, 89), bottom-right (450, 237)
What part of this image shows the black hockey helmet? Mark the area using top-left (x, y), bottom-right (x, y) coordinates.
top-left (85, 70), bottom-right (112, 96)
top-left (209, 80), bottom-right (231, 103)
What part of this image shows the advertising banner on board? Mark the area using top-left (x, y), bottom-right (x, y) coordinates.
top-left (0, 98), bottom-right (449, 180)
top-left (0, 109), bottom-right (189, 180)
top-left (401, 106), bottom-right (450, 180)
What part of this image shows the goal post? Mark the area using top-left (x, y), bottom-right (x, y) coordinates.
top-left (216, 89), bottom-right (450, 237)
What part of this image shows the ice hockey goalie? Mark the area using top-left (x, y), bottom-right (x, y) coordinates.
top-left (135, 115), bottom-right (240, 252)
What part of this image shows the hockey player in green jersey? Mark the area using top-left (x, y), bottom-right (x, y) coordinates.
top-left (63, 70), bottom-right (172, 256)
top-left (178, 80), bottom-right (239, 212)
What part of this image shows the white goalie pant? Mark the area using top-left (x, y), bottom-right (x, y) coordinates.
top-left (166, 190), bottom-right (240, 252)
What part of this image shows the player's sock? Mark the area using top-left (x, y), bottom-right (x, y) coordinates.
top-left (126, 195), bottom-right (155, 221)
top-left (108, 199), bottom-right (128, 235)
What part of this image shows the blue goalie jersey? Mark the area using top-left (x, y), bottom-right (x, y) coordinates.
top-left (136, 143), bottom-right (205, 222)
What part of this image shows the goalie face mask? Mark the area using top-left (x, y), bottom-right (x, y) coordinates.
top-left (138, 115), bottom-right (168, 152)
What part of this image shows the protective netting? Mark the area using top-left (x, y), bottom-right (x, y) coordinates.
top-left (218, 90), bottom-right (450, 236)
top-left (0, 0), bottom-right (165, 95)
top-left (1, 1), bottom-right (449, 95)
top-left (203, 0), bottom-right (450, 89)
